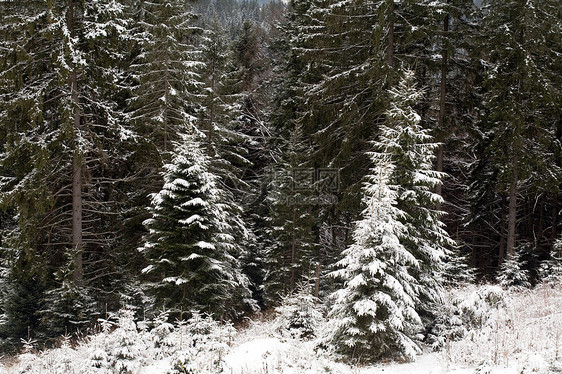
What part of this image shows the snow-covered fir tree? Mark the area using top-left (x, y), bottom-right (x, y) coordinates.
top-left (274, 282), bottom-right (323, 340)
top-left (196, 20), bottom-right (256, 281)
top-left (325, 70), bottom-right (453, 363)
top-left (443, 245), bottom-right (475, 286)
top-left (0, 0), bottom-right (135, 340)
top-left (140, 133), bottom-right (255, 320)
top-left (539, 236), bottom-right (562, 285)
top-left (498, 250), bottom-right (531, 290)
top-left (110, 307), bottom-right (143, 373)
top-left (265, 123), bottom-right (319, 302)
top-left (385, 70), bottom-right (453, 319)
top-left (198, 18), bottom-right (252, 188)
top-left (128, 0), bottom-right (202, 155)
top-left (325, 129), bottom-right (422, 363)
top-left (322, 72), bottom-right (430, 361)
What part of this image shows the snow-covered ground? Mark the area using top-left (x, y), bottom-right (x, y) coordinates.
top-left (1, 283), bottom-right (561, 374)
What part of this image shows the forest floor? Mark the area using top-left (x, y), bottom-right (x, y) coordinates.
top-left (1, 283), bottom-right (561, 373)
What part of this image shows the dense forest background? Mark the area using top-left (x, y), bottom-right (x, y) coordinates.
top-left (0, 0), bottom-right (560, 356)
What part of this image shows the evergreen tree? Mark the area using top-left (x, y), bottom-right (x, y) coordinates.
top-left (129, 0), bottom-right (202, 155)
top-left (197, 19), bottom-right (252, 199)
top-left (140, 134), bottom-right (255, 319)
top-left (325, 70), bottom-right (451, 363)
top-left (539, 235), bottom-right (562, 285)
top-left (497, 250), bottom-right (531, 290)
top-left (325, 111), bottom-right (422, 363)
top-left (466, 0), bottom-right (561, 271)
top-left (0, 0), bottom-right (134, 339)
top-left (385, 70), bottom-right (452, 318)
top-left (265, 123), bottom-right (319, 301)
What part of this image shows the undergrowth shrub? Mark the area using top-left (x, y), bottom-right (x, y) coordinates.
top-left (273, 285), bottom-right (324, 340)
top-left (427, 285), bottom-right (506, 350)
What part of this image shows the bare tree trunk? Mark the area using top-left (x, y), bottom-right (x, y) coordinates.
top-left (314, 262), bottom-right (321, 299)
top-left (537, 200), bottom-right (544, 250)
top-left (506, 154), bottom-right (518, 259)
top-left (72, 131), bottom-right (83, 285)
top-left (498, 194), bottom-right (507, 265)
top-left (290, 208), bottom-right (296, 293)
top-left (552, 193), bottom-right (559, 243)
top-left (163, 66), bottom-right (169, 152)
top-left (207, 61), bottom-right (216, 157)
top-left (68, 0), bottom-right (83, 285)
top-left (436, 13), bottom-right (449, 207)
top-left (387, 0), bottom-right (394, 68)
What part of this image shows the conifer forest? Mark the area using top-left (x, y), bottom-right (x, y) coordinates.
top-left (0, 0), bottom-right (561, 368)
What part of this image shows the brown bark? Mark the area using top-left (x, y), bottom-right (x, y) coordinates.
top-left (68, 0), bottom-right (83, 285)
top-left (314, 262), bottom-right (321, 299)
top-left (387, 0), bottom-right (394, 68)
top-left (506, 155), bottom-right (518, 259)
top-left (498, 194), bottom-right (507, 265)
top-left (436, 13), bottom-right (449, 206)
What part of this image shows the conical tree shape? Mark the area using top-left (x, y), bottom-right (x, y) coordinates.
top-left (385, 70), bottom-right (453, 317)
top-left (140, 133), bottom-right (254, 319)
top-left (325, 138), bottom-right (422, 363)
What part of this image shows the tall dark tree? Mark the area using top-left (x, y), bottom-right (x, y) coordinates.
top-left (265, 123), bottom-right (319, 301)
top-left (0, 0), bottom-right (134, 338)
top-left (466, 0), bottom-right (561, 273)
top-left (129, 0), bottom-right (202, 155)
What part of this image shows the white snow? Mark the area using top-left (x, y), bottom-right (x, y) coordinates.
top-left (1, 284), bottom-right (561, 374)
top-left (224, 338), bottom-right (292, 374)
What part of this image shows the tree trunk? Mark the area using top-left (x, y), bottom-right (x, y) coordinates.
top-left (506, 155), bottom-right (518, 259)
top-left (314, 262), bottom-right (321, 299)
top-left (552, 193), bottom-right (559, 243)
top-left (537, 200), bottom-right (544, 250)
top-left (163, 65), bottom-right (169, 152)
top-left (436, 13), bottom-right (449, 206)
top-left (387, 0), bottom-right (394, 68)
top-left (68, 1), bottom-right (83, 285)
top-left (498, 194), bottom-right (507, 265)
top-left (290, 208), bottom-right (296, 293)
top-left (72, 131), bottom-right (83, 285)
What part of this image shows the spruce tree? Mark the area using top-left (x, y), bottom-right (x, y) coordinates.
top-left (467, 0), bottom-right (561, 271)
top-left (326, 70), bottom-right (451, 363)
top-left (265, 123), bottom-right (319, 301)
top-left (497, 250), bottom-right (531, 291)
top-left (325, 107), bottom-right (422, 363)
top-left (0, 0), bottom-right (134, 339)
top-left (386, 70), bottom-right (453, 317)
top-left (128, 0), bottom-right (202, 155)
top-left (140, 134), bottom-right (255, 319)
top-left (197, 19), bottom-right (253, 200)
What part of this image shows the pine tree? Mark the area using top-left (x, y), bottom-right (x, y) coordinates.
top-left (274, 282), bottom-right (323, 339)
top-left (539, 236), bottom-right (562, 285)
top-left (197, 19), bottom-right (254, 209)
top-left (497, 250), bottom-right (531, 291)
top-left (298, 0), bottom-right (390, 217)
top-left (140, 134), bottom-right (255, 319)
top-left (325, 114), bottom-right (422, 363)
